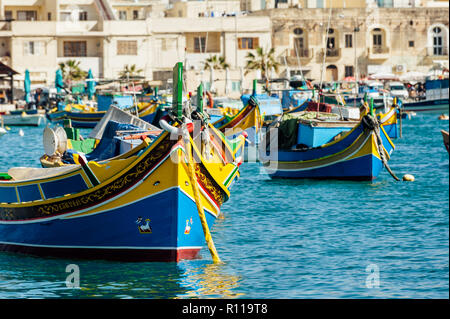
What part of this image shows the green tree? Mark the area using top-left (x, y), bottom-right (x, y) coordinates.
top-left (59, 60), bottom-right (87, 82)
top-left (119, 64), bottom-right (143, 79)
top-left (203, 55), bottom-right (229, 92)
top-left (244, 47), bottom-right (280, 85)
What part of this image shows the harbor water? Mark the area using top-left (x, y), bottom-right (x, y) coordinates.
top-left (0, 113), bottom-right (448, 298)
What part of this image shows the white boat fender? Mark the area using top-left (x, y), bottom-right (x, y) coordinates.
top-left (402, 174), bottom-right (415, 182)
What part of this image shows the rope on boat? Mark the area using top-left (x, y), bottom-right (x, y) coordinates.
top-left (363, 114), bottom-right (400, 181)
top-left (182, 125), bottom-right (221, 263)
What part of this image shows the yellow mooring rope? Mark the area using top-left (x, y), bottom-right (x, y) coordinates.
top-left (184, 127), bottom-right (221, 263)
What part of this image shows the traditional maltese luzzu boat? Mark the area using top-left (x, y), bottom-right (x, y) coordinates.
top-left (0, 63), bottom-right (245, 262)
top-left (259, 107), bottom-right (396, 181)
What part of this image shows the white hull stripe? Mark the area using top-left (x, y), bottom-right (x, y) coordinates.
top-left (0, 241), bottom-right (202, 250)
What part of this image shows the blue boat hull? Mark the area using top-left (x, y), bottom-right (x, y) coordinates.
top-left (0, 187), bottom-right (216, 261)
top-left (261, 116), bottom-right (395, 180)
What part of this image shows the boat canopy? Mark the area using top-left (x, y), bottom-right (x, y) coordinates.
top-left (241, 94), bottom-right (283, 116)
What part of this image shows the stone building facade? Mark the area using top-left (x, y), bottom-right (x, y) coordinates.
top-left (251, 7), bottom-right (449, 82)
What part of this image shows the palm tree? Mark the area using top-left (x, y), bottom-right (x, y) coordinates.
top-left (244, 47), bottom-right (280, 89)
top-left (59, 60), bottom-right (87, 83)
top-left (203, 55), bottom-right (229, 93)
top-left (119, 64), bottom-right (143, 79)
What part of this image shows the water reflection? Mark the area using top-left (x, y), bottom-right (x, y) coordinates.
top-left (176, 260), bottom-right (244, 299)
top-left (0, 252), bottom-right (244, 299)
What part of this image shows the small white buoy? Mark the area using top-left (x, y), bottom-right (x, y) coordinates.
top-left (19, 129), bottom-right (24, 136)
top-left (402, 174), bottom-right (415, 182)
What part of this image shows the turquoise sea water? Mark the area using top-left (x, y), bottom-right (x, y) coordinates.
top-left (0, 113), bottom-right (448, 299)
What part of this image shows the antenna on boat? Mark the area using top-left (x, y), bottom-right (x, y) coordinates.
top-left (172, 62), bottom-right (183, 120)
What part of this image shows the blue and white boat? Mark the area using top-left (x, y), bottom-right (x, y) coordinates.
top-left (403, 78), bottom-right (449, 113)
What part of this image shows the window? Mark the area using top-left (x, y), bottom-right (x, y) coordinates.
top-left (294, 38), bottom-right (309, 57)
top-left (194, 37), bottom-right (206, 53)
top-left (238, 37), bottom-right (259, 50)
top-left (327, 37), bottom-right (335, 49)
top-left (133, 10), bottom-right (139, 20)
top-left (24, 41), bottom-right (44, 56)
top-left (5, 11), bottom-right (12, 20)
top-left (345, 34), bottom-right (353, 48)
top-left (432, 27), bottom-right (444, 55)
top-left (79, 11), bottom-right (88, 21)
top-left (117, 40), bottom-right (137, 55)
top-left (373, 34), bottom-right (382, 46)
top-left (17, 11), bottom-right (37, 21)
top-left (408, 41), bottom-right (414, 47)
top-left (345, 66), bottom-right (354, 77)
top-left (63, 41), bottom-right (87, 57)
top-left (118, 11), bottom-right (127, 20)
top-left (293, 28), bottom-right (303, 35)
top-left (294, 37), bottom-right (304, 50)
top-left (48, 12), bottom-right (52, 21)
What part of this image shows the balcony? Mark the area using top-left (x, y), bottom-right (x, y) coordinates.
top-left (318, 48), bottom-right (341, 62)
top-left (285, 48), bottom-right (314, 65)
top-left (290, 48), bottom-right (313, 59)
top-left (368, 46), bottom-right (390, 60)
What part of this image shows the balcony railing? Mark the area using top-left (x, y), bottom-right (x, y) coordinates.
top-left (368, 46), bottom-right (390, 60)
top-left (317, 48), bottom-right (341, 60)
top-left (371, 46), bottom-right (389, 54)
top-left (290, 48), bottom-right (313, 59)
top-left (326, 48), bottom-right (340, 57)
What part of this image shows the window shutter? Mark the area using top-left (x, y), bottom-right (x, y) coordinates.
top-left (254, 37), bottom-right (259, 49)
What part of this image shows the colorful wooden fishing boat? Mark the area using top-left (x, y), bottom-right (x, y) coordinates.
top-left (259, 110), bottom-right (395, 180)
top-left (47, 103), bottom-right (106, 128)
top-left (0, 63), bottom-right (245, 262)
top-left (377, 105), bottom-right (399, 139)
top-left (213, 95), bottom-right (262, 162)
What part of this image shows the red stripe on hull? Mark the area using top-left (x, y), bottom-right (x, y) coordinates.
top-left (0, 244), bottom-right (201, 262)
